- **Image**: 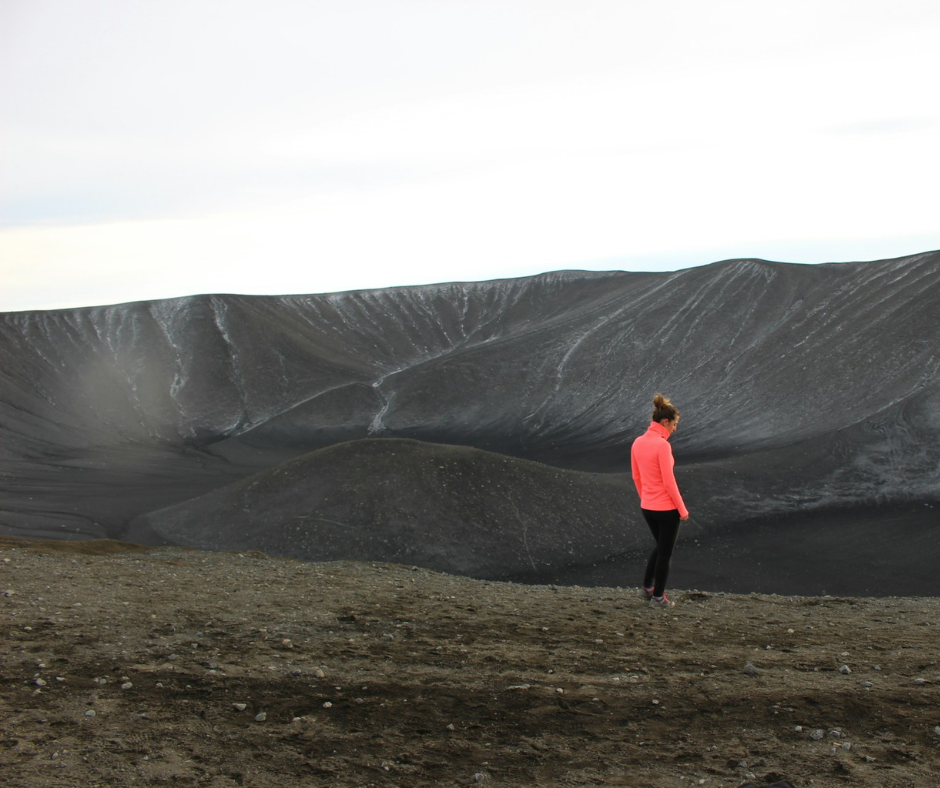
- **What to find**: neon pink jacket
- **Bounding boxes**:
[630,421,688,517]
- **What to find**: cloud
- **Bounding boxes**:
[824,116,939,137]
[3,1,940,311]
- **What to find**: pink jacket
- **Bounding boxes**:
[630,421,688,517]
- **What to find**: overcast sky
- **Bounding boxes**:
[2,0,939,312]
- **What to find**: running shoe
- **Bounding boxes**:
[649,594,675,609]
[639,585,654,599]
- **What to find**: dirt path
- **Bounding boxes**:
[3,538,940,787]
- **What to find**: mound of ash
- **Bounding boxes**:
[128,438,639,581]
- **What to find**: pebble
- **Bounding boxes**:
[34,678,47,687]
[934,726,940,737]
[744,662,758,675]
[254,712,267,722]
[121,682,133,690]
[859,681,873,688]
[323,701,333,708]
[233,703,247,711]
[84,710,96,718]
[810,729,825,740]
[314,668,326,678]
[914,678,927,685]
[839,664,851,674]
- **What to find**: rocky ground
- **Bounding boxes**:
[2,537,940,788]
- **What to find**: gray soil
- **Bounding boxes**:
[3,538,940,788]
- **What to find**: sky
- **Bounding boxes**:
[2,0,940,313]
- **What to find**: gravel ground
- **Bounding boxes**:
[2,537,940,787]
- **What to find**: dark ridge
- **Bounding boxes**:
[2,251,939,592]
[127,438,640,582]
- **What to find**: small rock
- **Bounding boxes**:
[446,723,455,731]
[121,682,133,690]
[914,678,927,686]
[744,662,758,675]
[282,639,294,649]
[934,726,940,737]
[34,678,47,687]
[810,729,825,740]
[84,710,96,718]
[233,703,247,711]
[314,668,326,678]
[254,712,267,722]
[839,664,851,674]
[323,701,333,708]
[859,681,873,688]
[474,773,486,783]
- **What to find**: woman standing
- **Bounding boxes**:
[630,393,689,608]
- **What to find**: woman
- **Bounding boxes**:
[630,393,689,608]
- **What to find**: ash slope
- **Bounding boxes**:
[128,438,640,581]
[2,252,940,559]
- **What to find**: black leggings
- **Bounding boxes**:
[641,508,681,597]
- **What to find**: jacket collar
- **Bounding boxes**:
[647,421,671,440]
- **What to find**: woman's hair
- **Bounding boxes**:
[651,392,679,423]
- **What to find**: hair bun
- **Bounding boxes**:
[651,392,679,422]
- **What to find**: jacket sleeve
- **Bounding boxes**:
[630,444,643,499]
[657,442,689,518]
